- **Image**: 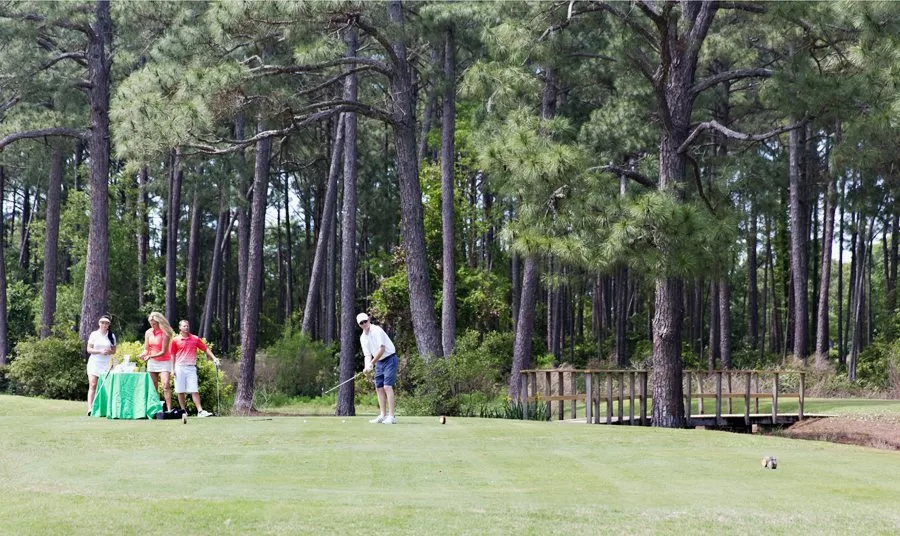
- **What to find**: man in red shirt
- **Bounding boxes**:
[170,320,220,418]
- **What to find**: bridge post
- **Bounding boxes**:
[519,372,527,420]
[715,371,723,426]
[744,372,751,427]
[605,372,613,424]
[570,371,577,419]
[617,372,624,424]
[557,370,564,421]
[799,372,805,420]
[685,371,692,426]
[629,371,636,425]
[772,372,779,424]
[584,372,592,424]
[640,372,648,425]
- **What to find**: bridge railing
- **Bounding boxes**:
[518,368,806,426]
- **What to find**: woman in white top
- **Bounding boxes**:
[86,316,117,415]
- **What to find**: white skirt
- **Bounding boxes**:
[147,358,173,373]
[86,355,111,377]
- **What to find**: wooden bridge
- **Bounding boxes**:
[518,368,812,430]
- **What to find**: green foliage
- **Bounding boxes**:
[6,281,37,351]
[7,335,87,400]
[264,330,336,397]
[449,330,513,390]
[405,330,515,416]
[403,355,459,417]
[183,358,234,415]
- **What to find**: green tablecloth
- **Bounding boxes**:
[91,372,163,419]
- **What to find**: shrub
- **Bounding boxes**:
[7,335,87,400]
[264,330,337,397]
[0,364,10,393]
[404,354,459,416]
[182,358,234,415]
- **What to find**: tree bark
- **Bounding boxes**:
[200,200,228,341]
[79,0,113,342]
[18,187,30,273]
[136,167,149,308]
[186,184,201,327]
[440,25,457,357]
[40,144,64,337]
[718,279,731,369]
[337,27,360,416]
[387,0,442,358]
[652,277,685,428]
[815,177,836,360]
[0,166,8,364]
[166,150,183,323]
[849,217,868,382]
[747,208,759,348]
[234,121,271,413]
[837,179,845,366]
[788,122,809,361]
[509,254,539,400]
[301,116,345,336]
[708,279,720,370]
[615,265,628,366]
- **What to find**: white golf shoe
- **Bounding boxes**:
[197,410,212,418]
[382,415,396,425]
[368,415,385,423]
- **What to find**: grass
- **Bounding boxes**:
[2,394,900,535]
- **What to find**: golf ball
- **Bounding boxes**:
[439,416,446,424]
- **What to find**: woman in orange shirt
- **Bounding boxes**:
[138,312,175,411]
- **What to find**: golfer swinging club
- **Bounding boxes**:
[357,313,398,424]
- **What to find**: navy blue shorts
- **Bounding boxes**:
[375,354,398,388]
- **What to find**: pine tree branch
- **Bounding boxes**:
[352,17,401,69]
[184,101,391,155]
[250,57,391,78]
[717,2,767,14]
[0,127,89,151]
[591,165,655,189]
[677,120,804,154]
[0,10,93,35]
[691,67,774,96]
[40,51,88,70]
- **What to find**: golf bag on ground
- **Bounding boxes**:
[155,408,186,420]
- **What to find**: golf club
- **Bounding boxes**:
[215,361,221,416]
[323,371,365,395]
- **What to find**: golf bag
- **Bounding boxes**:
[155,408,186,420]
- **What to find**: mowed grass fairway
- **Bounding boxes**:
[2,396,900,535]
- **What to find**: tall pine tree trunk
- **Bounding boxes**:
[719,279,731,369]
[815,177,836,360]
[788,121,809,362]
[200,200,228,340]
[234,122,271,413]
[747,208,759,349]
[0,166,8,364]
[78,0,113,342]
[708,279,720,370]
[187,185,201,327]
[40,144,64,337]
[301,116,345,336]
[387,0,442,358]
[440,25,457,357]
[166,151,183,323]
[337,27,360,416]
[136,167,149,308]
[509,254,539,400]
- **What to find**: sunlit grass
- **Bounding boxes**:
[2,394,900,534]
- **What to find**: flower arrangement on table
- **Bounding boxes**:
[114,341,148,372]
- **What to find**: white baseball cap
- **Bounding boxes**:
[356,313,369,325]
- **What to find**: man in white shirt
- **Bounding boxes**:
[357,312,398,424]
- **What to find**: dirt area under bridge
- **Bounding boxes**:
[781,413,900,450]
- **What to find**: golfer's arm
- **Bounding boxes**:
[374,345,385,362]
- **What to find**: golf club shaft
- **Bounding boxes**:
[324,371,364,394]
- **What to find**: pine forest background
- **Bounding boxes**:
[0,0,899,422]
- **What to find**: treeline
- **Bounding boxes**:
[0,1,898,422]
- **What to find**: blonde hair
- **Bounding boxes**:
[147,312,174,338]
